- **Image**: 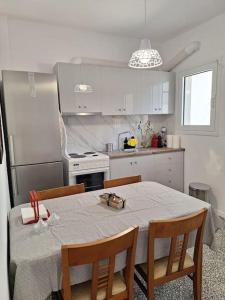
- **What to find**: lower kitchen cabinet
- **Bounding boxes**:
[110,151,184,192]
[110,155,155,181]
[154,152,184,192]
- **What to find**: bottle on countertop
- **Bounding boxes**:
[157,135,163,148]
[124,137,129,149]
[136,121,143,149]
[151,134,158,148]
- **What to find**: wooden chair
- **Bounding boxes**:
[135,208,208,300]
[61,226,139,300]
[34,184,85,201]
[104,175,142,189]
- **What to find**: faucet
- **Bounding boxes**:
[118,131,132,151]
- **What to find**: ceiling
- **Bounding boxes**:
[1,0,225,43]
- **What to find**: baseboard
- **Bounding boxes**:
[215,209,225,219]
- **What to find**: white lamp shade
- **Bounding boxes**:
[128,39,163,69]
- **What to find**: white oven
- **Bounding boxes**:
[63,152,110,192]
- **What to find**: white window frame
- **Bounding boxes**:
[176,62,218,135]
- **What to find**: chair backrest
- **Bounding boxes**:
[104,175,142,189]
[148,208,207,280]
[35,184,85,201]
[61,226,138,300]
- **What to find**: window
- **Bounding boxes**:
[177,62,218,135]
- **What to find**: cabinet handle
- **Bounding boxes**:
[9,135,15,165]
[158,108,162,111]
[168,168,172,172]
[78,105,82,109]
[168,180,172,183]
[168,157,172,160]
[154,108,158,111]
[123,108,126,111]
[134,161,137,165]
[12,168,18,197]
[130,162,133,166]
[118,108,122,111]
[83,106,87,109]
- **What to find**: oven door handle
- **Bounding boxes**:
[69,167,110,176]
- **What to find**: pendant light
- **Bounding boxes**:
[128,0,162,69]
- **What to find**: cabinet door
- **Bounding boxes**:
[56,63,101,114]
[135,155,155,181]
[162,73,175,114]
[133,70,152,115]
[110,155,155,181]
[74,64,101,113]
[110,157,137,179]
[147,71,175,115]
[152,83,162,114]
[101,67,126,115]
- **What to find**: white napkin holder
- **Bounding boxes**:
[21,204,48,225]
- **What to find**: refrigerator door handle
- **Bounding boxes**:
[9,135,15,165]
[12,168,19,197]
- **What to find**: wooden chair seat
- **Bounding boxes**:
[139,253,194,280]
[70,272,126,300]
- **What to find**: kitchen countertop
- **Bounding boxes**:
[104,147,185,159]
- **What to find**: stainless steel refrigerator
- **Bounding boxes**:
[1,70,64,206]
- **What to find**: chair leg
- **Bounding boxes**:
[193,269,202,300]
[147,282,155,300]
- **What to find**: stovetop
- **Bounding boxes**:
[64,151,109,172]
[68,151,107,159]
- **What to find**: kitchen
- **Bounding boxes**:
[1,1,225,300]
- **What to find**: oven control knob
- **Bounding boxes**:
[73,163,80,166]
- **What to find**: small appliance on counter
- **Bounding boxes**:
[161,127,167,147]
[124,136,138,150]
[118,131,138,151]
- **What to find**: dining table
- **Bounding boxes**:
[9,181,216,300]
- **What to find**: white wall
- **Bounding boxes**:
[1,15,170,152]
[160,13,225,216]
[5,16,139,72]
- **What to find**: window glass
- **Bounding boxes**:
[183,70,213,126]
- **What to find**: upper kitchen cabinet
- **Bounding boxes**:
[101,67,175,115]
[55,62,175,116]
[145,71,175,114]
[101,66,132,115]
[54,63,101,115]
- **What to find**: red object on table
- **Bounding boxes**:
[24,191,50,224]
[151,134,158,148]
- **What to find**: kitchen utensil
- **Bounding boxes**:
[106,143,113,152]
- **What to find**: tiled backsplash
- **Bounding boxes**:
[63,114,174,153]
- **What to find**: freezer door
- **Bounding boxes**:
[11,162,64,206]
[2,70,61,166]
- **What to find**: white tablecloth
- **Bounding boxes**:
[9,182,215,300]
